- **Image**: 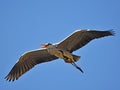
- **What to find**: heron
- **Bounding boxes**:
[5,29,114,81]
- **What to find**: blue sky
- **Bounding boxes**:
[0,0,120,90]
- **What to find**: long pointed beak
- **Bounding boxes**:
[41,44,47,48]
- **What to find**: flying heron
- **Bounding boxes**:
[5,29,114,81]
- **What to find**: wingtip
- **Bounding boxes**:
[108,29,115,36]
[5,75,17,82]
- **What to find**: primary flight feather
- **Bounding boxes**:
[5,29,114,81]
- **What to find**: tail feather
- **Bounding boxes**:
[72,54,81,62]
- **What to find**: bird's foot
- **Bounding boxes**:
[71,62,84,73]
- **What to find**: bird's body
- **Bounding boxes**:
[5,29,114,81]
[45,44,80,63]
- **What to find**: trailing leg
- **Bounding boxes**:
[71,62,84,73]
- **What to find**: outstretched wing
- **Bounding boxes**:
[57,30,114,52]
[5,49,58,81]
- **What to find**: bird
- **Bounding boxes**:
[5,29,114,82]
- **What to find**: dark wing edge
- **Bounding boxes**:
[70,30,115,52]
[5,49,58,82]
[57,29,115,52]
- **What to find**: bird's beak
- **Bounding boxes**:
[41,44,48,48]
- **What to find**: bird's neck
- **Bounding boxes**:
[47,45,58,55]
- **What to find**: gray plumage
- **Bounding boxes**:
[5,29,114,81]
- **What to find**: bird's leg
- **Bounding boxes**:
[71,62,84,73]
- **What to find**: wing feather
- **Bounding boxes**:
[5,49,58,81]
[57,30,114,52]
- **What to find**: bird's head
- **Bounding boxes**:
[41,43,52,48]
